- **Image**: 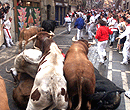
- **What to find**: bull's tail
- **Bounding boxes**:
[75,76,83,110]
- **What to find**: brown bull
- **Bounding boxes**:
[18,26,43,53]
[13,73,34,109]
[0,76,10,110]
[12,31,54,109]
[63,39,96,110]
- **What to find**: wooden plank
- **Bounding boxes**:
[13,0,18,33]
[0,19,4,46]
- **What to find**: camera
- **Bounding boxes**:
[4,5,10,14]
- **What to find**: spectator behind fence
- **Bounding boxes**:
[116,19,130,65]
[117,16,126,53]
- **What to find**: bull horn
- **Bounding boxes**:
[6,66,10,73]
[28,34,37,42]
[24,34,37,50]
[49,31,55,36]
[33,40,40,50]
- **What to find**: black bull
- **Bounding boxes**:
[41,20,56,33]
[13,67,125,109]
[72,67,125,110]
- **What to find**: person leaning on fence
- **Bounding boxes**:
[1,17,15,48]
[95,19,113,64]
[116,19,130,65]
[74,14,85,40]
[117,16,126,53]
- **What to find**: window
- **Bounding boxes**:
[22,1,40,7]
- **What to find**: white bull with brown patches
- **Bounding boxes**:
[26,38,68,110]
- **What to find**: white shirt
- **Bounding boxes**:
[89,15,95,24]
[77,11,82,17]
[119,25,130,41]
[117,21,126,33]
[102,17,107,22]
[82,14,87,21]
[4,19,11,29]
[64,17,71,23]
[107,17,113,26]
[109,19,118,31]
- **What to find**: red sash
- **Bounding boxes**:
[5,28,11,38]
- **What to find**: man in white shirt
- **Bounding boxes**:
[88,12,96,39]
[116,19,130,65]
[1,17,14,47]
[109,15,118,47]
[64,14,71,34]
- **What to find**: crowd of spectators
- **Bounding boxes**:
[0,2,10,21]
[67,8,130,65]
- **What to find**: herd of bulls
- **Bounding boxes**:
[1,20,125,110]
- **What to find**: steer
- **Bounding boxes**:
[26,37,68,110]
[18,26,44,53]
[63,39,96,110]
[0,76,10,110]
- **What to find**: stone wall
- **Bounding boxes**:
[41,0,55,21]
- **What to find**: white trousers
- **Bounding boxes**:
[3,28,14,47]
[86,23,89,32]
[122,40,130,63]
[98,40,108,63]
[77,28,83,40]
[66,23,71,32]
[88,23,96,39]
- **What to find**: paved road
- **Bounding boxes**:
[0,26,130,110]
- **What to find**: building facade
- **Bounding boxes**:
[0,0,72,42]
[69,0,78,12]
[55,0,69,25]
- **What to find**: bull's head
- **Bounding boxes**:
[72,36,96,47]
[6,67,18,83]
[24,31,55,51]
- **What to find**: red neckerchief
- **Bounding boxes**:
[113,18,117,21]
[127,24,130,26]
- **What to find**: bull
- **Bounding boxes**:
[63,39,96,110]
[0,76,10,110]
[41,20,56,33]
[91,67,125,110]
[11,31,55,109]
[26,37,68,110]
[18,26,44,53]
